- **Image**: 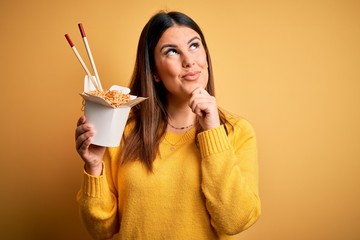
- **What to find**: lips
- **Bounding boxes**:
[181,71,201,81]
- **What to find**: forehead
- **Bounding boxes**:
[157,25,201,45]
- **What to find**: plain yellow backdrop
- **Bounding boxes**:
[0,0,359,239]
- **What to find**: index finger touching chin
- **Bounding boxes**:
[190,87,203,95]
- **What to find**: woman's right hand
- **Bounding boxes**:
[75,115,105,176]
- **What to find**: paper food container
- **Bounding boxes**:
[80,76,146,147]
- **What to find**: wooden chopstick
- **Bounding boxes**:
[64,34,100,91]
[78,23,103,91]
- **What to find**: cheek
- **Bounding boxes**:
[196,51,208,69]
[203,68,209,84]
[158,61,180,78]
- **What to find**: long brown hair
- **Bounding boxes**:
[119,11,230,171]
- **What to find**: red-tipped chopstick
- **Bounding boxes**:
[78,23,103,91]
[64,34,100,91]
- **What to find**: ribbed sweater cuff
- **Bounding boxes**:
[198,125,231,158]
[82,165,107,198]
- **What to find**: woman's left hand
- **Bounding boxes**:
[189,87,221,130]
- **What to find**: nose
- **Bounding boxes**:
[182,52,195,68]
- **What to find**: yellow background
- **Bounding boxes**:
[1,0,359,239]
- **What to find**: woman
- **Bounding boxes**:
[75,11,260,239]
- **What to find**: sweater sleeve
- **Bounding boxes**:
[76,148,119,239]
[198,118,261,235]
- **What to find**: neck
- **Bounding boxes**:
[166,101,197,133]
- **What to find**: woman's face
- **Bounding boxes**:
[154,25,208,100]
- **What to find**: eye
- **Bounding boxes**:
[165,48,178,56]
[190,42,200,50]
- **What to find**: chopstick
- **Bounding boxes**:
[78,23,103,91]
[64,34,100,91]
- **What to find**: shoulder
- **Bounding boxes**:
[221,111,257,151]
[222,111,256,136]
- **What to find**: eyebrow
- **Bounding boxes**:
[159,36,201,52]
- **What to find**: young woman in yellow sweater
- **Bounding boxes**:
[75,11,260,239]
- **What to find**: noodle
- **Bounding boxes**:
[89,89,130,107]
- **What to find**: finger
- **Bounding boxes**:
[77,115,86,127]
[189,95,215,113]
[77,136,92,155]
[75,129,94,150]
[193,106,204,118]
[190,87,210,101]
[189,88,211,108]
[193,102,211,116]
[191,86,210,95]
[76,137,93,159]
[199,88,210,96]
[190,87,202,95]
[75,123,94,139]
[189,93,207,110]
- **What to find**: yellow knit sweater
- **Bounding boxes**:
[77,115,260,239]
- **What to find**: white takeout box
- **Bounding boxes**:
[80,76,146,147]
